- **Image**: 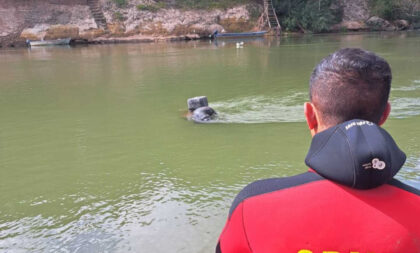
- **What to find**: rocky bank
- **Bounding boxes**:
[0,0,416,48]
[333,0,412,32]
[0,0,262,47]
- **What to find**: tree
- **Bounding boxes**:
[273,0,342,33]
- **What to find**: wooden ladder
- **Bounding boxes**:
[263,0,281,31]
[87,0,108,30]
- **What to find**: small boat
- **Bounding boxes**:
[27,38,71,47]
[212,31,267,39]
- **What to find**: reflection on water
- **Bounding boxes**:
[0,31,420,252]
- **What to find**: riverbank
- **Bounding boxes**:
[0,0,418,48]
[0,0,262,48]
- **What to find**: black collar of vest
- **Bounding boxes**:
[305,119,406,189]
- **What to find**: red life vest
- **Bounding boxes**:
[217,120,420,253]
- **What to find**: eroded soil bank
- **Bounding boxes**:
[0,0,417,48]
[0,0,262,47]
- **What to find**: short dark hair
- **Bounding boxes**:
[310,48,391,126]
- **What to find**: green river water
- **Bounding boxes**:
[1,32,420,252]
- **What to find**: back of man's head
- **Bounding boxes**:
[310,48,392,127]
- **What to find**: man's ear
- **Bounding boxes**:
[378,102,391,126]
[304,102,318,132]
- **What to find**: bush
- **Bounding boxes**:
[137,2,166,12]
[173,0,250,10]
[369,0,420,22]
[369,0,400,20]
[137,4,158,12]
[274,0,342,33]
[113,11,125,21]
[400,0,420,22]
[246,4,262,20]
[113,0,126,8]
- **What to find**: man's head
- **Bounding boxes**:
[305,48,392,135]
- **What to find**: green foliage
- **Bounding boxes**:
[137,4,152,11]
[137,2,166,12]
[369,0,400,20]
[113,11,125,21]
[173,0,250,10]
[369,0,420,22]
[246,4,261,20]
[113,0,127,7]
[274,0,342,33]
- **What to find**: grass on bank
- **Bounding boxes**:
[113,0,127,7]
[173,0,251,9]
[114,0,252,10]
[136,2,166,12]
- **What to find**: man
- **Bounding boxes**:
[216,48,420,253]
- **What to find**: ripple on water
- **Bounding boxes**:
[211,93,306,124]
[392,80,420,91]
[389,80,420,119]
[390,97,420,118]
[206,83,420,123]
[0,170,238,253]
[396,155,420,189]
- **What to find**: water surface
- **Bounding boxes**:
[1,32,420,252]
